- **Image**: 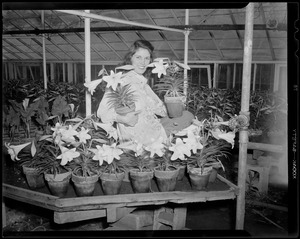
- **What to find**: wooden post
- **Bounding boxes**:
[226,64,231,89]
[252,63,257,91]
[213,63,218,88]
[233,63,236,89]
[63,63,66,82]
[2,201,6,228]
[50,63,55,82]
[236,2,254,230]
[67,63,73,83]
[74,63,77,83]
[207,65,212,88]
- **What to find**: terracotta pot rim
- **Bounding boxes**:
[44,171,72,182]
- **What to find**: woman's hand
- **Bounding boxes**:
[116,110,141,127]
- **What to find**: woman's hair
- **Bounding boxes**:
[122,40,155,65]
[120,40,155,79]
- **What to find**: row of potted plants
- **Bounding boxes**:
[4,59,241,197]
[4,111,239,197]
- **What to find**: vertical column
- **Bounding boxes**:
[236,2,254,230]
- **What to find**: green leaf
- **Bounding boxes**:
[51,95,70,118]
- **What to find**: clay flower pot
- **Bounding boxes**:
[44,171,72,197]
[99,171,125,195]
[154,166,179,192]
[187,166,212,191]
[71,172,99,197]
[129,169,154,193]
[22,165,45,189]
[164,96,185,118]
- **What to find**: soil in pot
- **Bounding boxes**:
[71,172,99,197]
[129,169,154,193]
[44,171,72,197]
[154,166,179,192]
[188,166,212,190]
[99,172,125,195]
[22,165,45,189]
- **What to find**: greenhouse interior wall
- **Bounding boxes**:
[2,60,287,96]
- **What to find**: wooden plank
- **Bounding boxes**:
[217,175,239,192]
[248,142,284,153]
[54,209,106,224]
[3,183,59,211]
[52,189,236,212]
[55,187,236,209]
[2,201,6,228]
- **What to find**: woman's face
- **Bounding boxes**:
[131,47,151,75]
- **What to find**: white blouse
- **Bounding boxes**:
[97,70,168,148]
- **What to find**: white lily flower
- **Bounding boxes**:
[4,142,31,161]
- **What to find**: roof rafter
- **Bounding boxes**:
[3,38,35,60]
[97,10,131,49]
[228,9,244,48]
[259,4,276,60]
[50,10,108,61]
[170,9,201,60]
[208,31,224,59]
[2,45,23,60]
[145,10,180,60]
[93,32,123,60]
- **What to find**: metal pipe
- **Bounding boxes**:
[85,10,92,117]
[2,24,287,35]
[183,9,190,98]
[236,3,254,230]
[56,10,185,34]
[42,10,48,90]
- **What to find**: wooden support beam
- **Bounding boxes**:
[2,184,58,211]
[173,206,187,230]
[106,206,136,223]
[248,142,284,153]
[2,201,6,228]
[54,209,106,224]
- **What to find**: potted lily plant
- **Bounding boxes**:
[4,137,46,190]
[121,142,156,193]
[149,58,191,118]
[139,135,188,192]
[50,115,109,197]
[89,124,134,195]
[177,115,238,190]
[84,65,138,116]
